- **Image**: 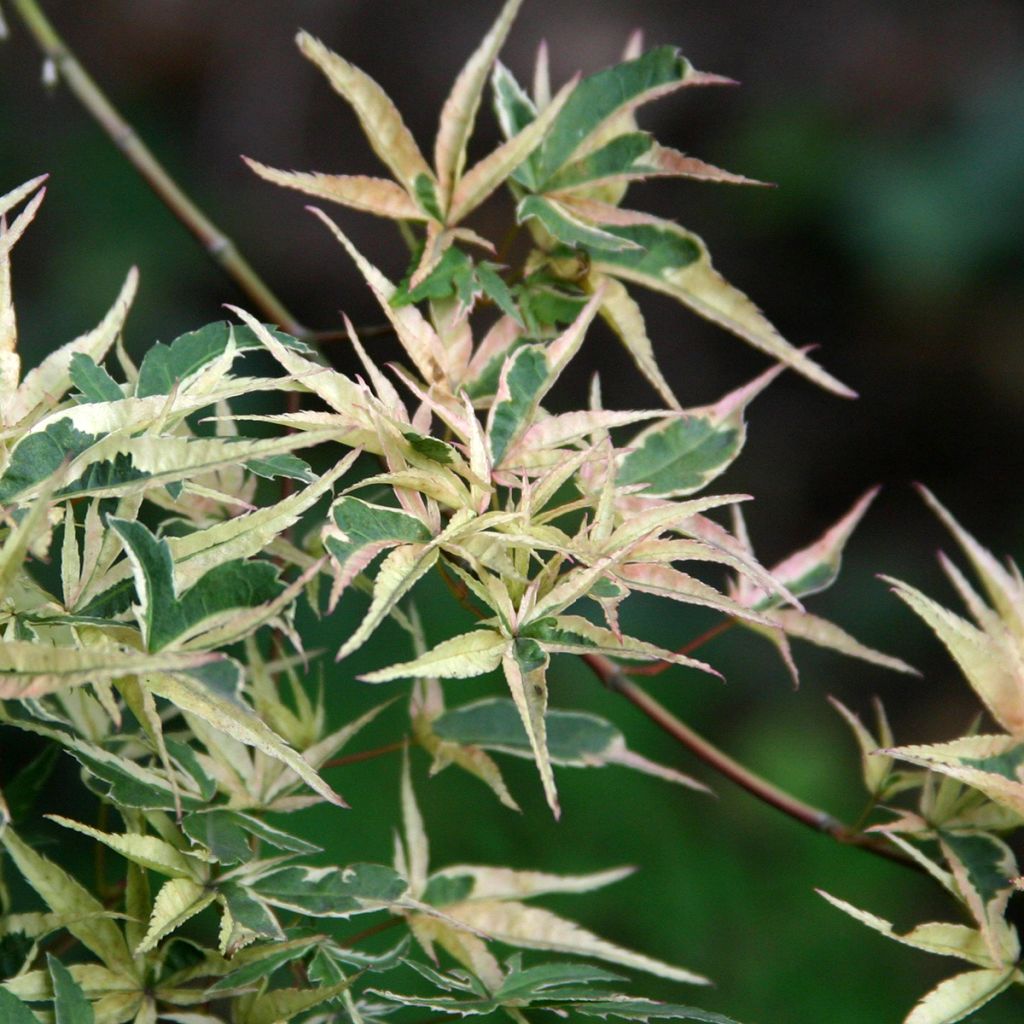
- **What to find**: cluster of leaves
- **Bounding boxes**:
[0,3,1014,1023]
[821,491,1024,1022]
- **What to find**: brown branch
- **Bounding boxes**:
[628,617,736,676]
[10,0,309,338]
[324,741,406,770]
[581,652,920,874]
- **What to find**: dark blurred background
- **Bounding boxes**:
[2,2,1023,1021]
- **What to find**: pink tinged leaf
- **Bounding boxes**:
[296,32,433,194]
[533,38,551,108]
[434,0,524,206]
[545,286,606,376]
[465,315,521,388]
[621,29,645,62]
[764,608,918,675]
[555,197,665,227]
[243,160,424,220]
[307,208,448,382]
[448,77,576,224]
[616,562,774,626]
[747,487,880,605]
[408,221,448,291]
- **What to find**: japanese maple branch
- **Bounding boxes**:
[9,0,309,338]
[581,652,920,874]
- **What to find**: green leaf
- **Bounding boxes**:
[244,454,315,483]
[0,827,134,974]
[218,883,284,940]
[537,47,708,182]
[491,61,539,186]
[48,955,95,1024]
[251,863,407,918]
[546,132,656,191]
[432,698,706,790]
[487,345,547,464]
[110,518,282,651]
[69,353,122,404]
[518,195,639,252]
[183,809,321,866]
[135,321,301,397]
[0,988,42,1024]
[325,496,432,596]
[0,420,97,504]
[208,938,318,993]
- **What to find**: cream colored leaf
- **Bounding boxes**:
[445,900,709,985]
[767,608,917,675]
[297,32,432,193]
[8,267,137,424]
[361,629,506,683]
[435,0,523,204]
[401,753,430,897]
[306,210,448,382]
[137,878,216,954]
[818,891,995,967]
[883,735,1024,819]
[904,968,1017,1024]
[430,865,633,902]
[245,159,424,219]
[0,826,135,974]
[337,544,440,661]
[885,576,1024,735]
[448,76,574,224]
[594,276,678,409]
[920,486,1024,636]
[0,643,218,700]
[47,815,199,881]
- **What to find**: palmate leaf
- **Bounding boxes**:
[885,574,1024,736]
[0,827,135,974]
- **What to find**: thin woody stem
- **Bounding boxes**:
[324,741,406,770]
[628,617,736,676]
[581,652,919,874]
[10,0,309,338]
